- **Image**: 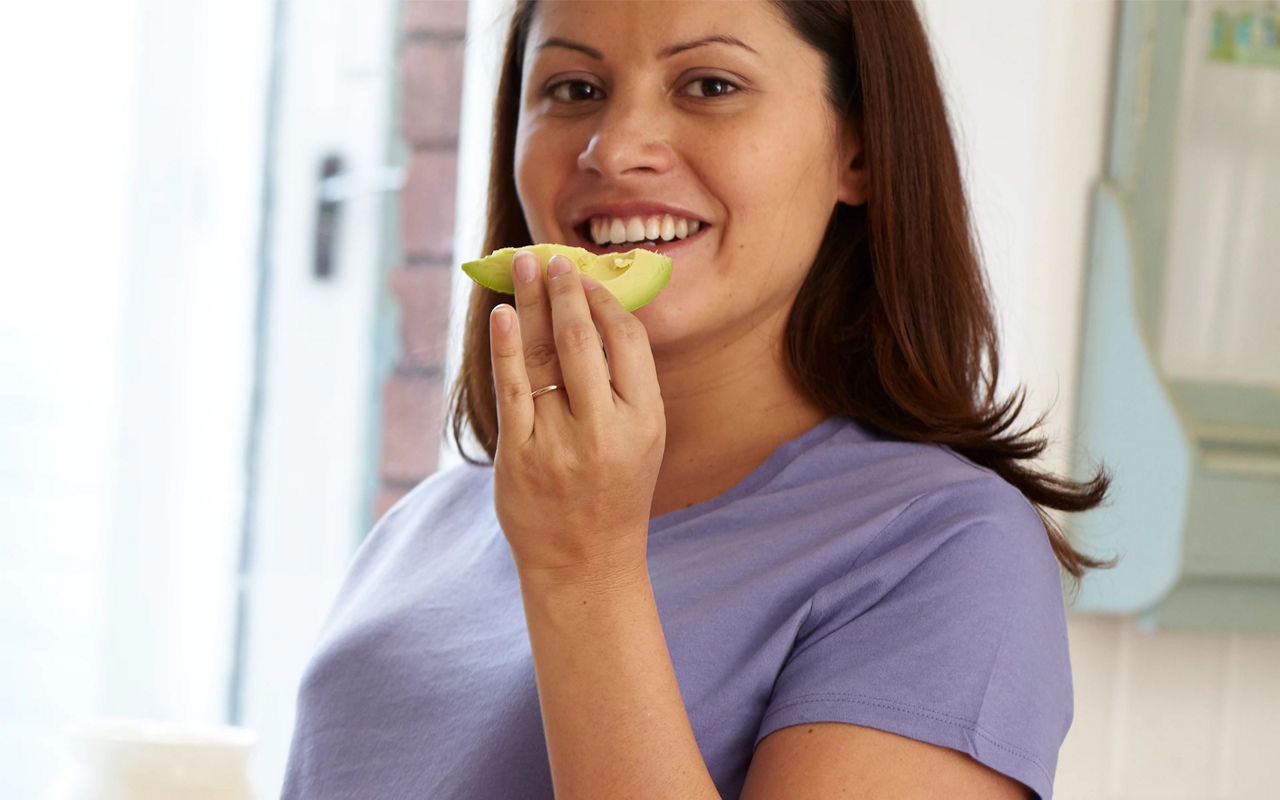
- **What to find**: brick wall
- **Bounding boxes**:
[374,0,469,521]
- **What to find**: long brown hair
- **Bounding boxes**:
[449,0,1110,580]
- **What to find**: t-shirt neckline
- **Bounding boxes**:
[648,416,848,535]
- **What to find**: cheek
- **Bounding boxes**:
[514,121,580,235]
[762,142,843,233]
[513,124,537,211]
[705,123,836,222]
[514,132,552,236]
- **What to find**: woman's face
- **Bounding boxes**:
[515,0,865,357]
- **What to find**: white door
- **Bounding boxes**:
[232,0,401,794]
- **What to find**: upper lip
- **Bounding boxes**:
[568,202,710,228]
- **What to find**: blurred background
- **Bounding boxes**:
[1,0,1276,797]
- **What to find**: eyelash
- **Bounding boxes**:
[683,76,739,98]
[547,79,603,103]
[544,76,742,103]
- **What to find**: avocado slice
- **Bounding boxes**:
[461,244,672,312]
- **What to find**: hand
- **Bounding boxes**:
[489,250,665,589]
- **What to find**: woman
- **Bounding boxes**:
[283,2,1108,798]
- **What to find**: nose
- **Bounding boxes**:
[576,98,676,178]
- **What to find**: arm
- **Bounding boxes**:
[743,723,1034,800]
[489,251,719,799]
[519,569,1032,800]
[519,567,721,799]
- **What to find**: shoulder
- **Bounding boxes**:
[760,420,1070,798]
[785,418,1052,564]
[855,440,1055,600]
[710,416,1060,612]
[381,459,495,520]
[800,420,1061,635]
[344,461,496,579]
[802,418,1036,502]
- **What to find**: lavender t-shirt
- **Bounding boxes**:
[283,418,1072,799]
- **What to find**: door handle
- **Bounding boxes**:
[312,154,405,280]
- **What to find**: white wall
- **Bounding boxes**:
[917,0,1104,477]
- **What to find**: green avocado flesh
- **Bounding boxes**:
[461,244,673,312]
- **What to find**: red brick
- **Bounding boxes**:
[379,372,446,481]
[399,150,459,258]
[390,265,453,368]
[401,37,466,146]
[379,0,467,512]
[402,0,469,34]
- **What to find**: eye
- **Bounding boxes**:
[547,79,604,103]
[682,76,740,98]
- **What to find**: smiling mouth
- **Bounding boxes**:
[575,213,708,251]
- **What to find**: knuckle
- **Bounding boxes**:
[613,316,649,345]
[585,435,620,468]
[515,291,546,315]
[636,407,665,440]
[523,341,559,370]
[512,448,552,482]
[496,379,526,405]
[516,447,542,472]
[539,447,576,478]
[557,322,600,355]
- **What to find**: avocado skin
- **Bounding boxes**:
[461,244,672,312]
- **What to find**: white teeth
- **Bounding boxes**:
[626,217,646,242]
[588,213,702,245]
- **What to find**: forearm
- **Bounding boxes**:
[519,561,722,800]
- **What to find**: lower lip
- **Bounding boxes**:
[576,227,709,257]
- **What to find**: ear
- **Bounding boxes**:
[837,117,869,206]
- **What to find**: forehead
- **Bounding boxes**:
[525,0,795,56]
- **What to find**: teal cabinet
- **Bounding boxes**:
[1073,1,1280,633]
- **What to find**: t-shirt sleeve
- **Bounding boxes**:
[755,478,1073,800]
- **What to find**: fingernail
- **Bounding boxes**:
[491,304,514,332]
[580,274,602,292]
[546,254,572,278]
[514,251,537,283]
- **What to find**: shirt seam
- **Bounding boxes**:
[793,492,930,647]
[760,692,1054,786]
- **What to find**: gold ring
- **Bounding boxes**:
[529,384,561,399]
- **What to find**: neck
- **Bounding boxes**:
[648,329,826,519]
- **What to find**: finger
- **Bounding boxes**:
[510,249,560,394]
[546,255,613,415]
[581,275,659,407]
[489,303,534,444]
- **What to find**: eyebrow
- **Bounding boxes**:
[659,34,759,59]
[535,34,759,61]
[537,37,603,60]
